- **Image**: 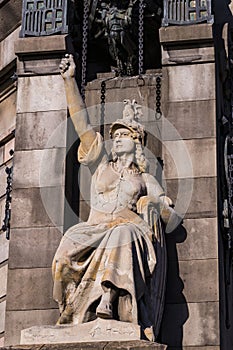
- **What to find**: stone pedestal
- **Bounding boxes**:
[20,319,141,344]
[2,341,167,350]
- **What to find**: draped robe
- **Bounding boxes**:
[52,133,165,331]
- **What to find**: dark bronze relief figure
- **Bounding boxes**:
[69,0,163,78]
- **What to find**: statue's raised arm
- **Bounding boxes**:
[60,54,96,150]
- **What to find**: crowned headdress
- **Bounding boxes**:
[109,99,146,145]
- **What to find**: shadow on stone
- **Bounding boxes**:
[159,224,189,349]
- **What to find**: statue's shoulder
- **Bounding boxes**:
[142,172,164,196]
[142,172,158,183]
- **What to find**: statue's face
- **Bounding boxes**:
[112,127,135,155]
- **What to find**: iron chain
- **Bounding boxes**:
[138,0,144,77]
[100,80,106,137]
[2,165,13,240]
[155,75,162,119]
[100,77,115,136]
[81,0,89,101]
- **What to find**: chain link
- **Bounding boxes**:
[100,80,106,137]
[81,0,89,101]
[138,0,144,77]
[2,165,13,240]
[100,77,115,136]
[155,75,162,120]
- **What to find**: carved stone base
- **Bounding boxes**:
[9,341,167,350]
[21,319,144,345]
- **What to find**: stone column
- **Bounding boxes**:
[0,26,20,346]
[159,24,219,349]
[4,35,68,345]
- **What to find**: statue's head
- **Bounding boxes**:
[109,100,148,172]
[109,99,146,145]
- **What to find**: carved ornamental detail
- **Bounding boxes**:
[20,0,68,37]
[162,0,213,26]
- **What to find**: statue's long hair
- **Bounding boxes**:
[135,142,149,173]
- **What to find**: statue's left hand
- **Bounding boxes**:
[136,196,160,215]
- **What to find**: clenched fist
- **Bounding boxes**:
[59,54,76,79]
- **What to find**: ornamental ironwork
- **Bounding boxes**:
[20,0,68,37]
[162,0,213,26]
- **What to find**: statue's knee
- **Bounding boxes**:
[54,253,70,275]
[112,225,134,245]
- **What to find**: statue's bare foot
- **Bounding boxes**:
[56,312,72,325]
[96,299,113,319]
[56,305,73,324]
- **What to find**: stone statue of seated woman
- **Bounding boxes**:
[52,54,179,341]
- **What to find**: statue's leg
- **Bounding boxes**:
[53,242,77,324]
[96,281,119,319]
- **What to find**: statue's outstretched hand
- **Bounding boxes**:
[60,54,76,79]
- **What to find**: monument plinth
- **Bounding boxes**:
[20,319,141,345]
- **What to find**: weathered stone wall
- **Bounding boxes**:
[0,0,22,42]
[0,26,20,346]
[4,35,68,346]
[159,24,219,349]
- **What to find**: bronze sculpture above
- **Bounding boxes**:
[69,0,163,78]
[52,54,178,341]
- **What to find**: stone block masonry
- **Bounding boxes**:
[4,35,68,345]
[159,24,219,348]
